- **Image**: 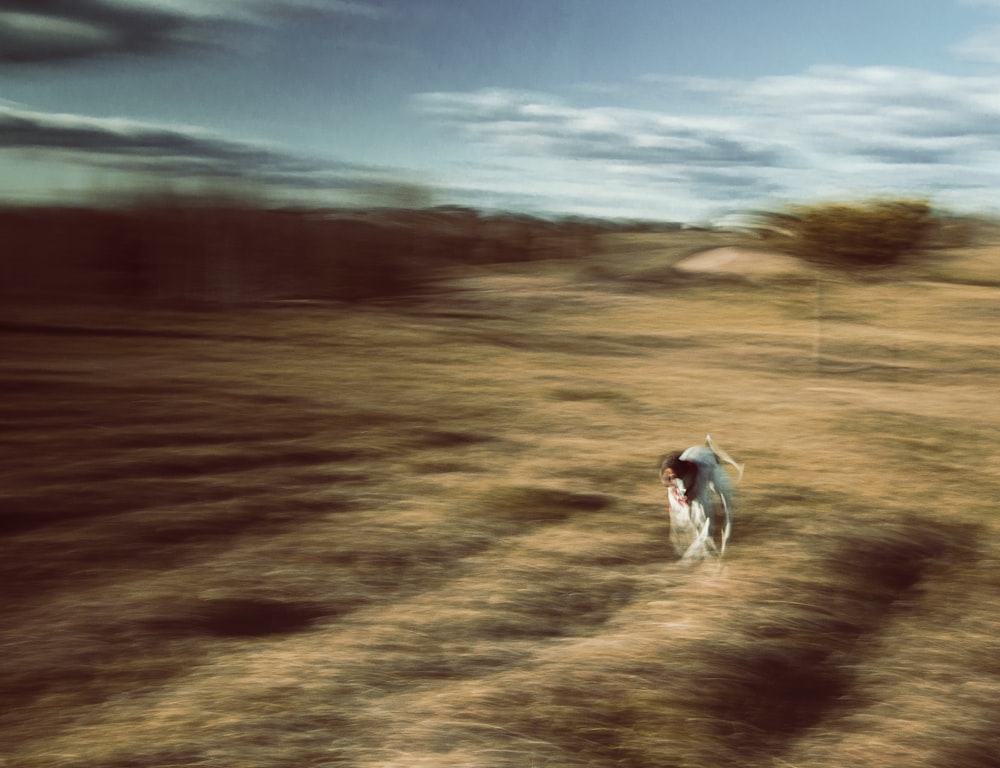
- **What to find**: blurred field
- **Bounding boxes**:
[3,220,1000,767]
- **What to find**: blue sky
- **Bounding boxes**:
[2,0,1000,221]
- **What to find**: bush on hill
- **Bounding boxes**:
[761,199,936,270]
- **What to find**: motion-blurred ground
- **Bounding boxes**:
[3,218,1000,767]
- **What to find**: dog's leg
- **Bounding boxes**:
[718,494,731,558]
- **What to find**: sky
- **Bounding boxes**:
[3,0,1000,222]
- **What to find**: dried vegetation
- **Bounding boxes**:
[2,205,1000,767]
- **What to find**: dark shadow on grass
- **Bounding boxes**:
[147,598,332,638]
[702,517,981,757]
[484,486,614,527]
[410,429,499,449]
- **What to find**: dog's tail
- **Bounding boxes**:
[706,434,744,482]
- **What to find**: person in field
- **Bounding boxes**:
[659,435,743,559]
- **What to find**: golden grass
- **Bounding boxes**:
[2,230,1000,767]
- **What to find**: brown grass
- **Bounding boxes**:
[3,226,1000,767]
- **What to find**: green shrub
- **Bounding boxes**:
[767,199,936,269]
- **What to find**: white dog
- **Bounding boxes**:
[660,435,743,560]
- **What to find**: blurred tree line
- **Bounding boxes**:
[0,200,619,306]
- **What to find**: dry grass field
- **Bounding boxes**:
[3,227,1000,767]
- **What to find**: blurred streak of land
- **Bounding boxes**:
[3,203,1000,767]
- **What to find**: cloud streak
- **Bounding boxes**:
[416,63,1000,217]
[0,0,384,65]
[0,104,394,193]
[677,66,1000,168]
[418,89,790,169]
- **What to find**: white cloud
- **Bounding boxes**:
[952,24,1000,62]
[952,0,1000,63]
[418,89,792,169]
[679,66,1000,168]
[417,64,1000,218]
[417,88,804,218]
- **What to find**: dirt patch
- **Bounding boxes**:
[675,246,813,278]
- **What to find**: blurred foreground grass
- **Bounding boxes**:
[2,222,1000,767]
